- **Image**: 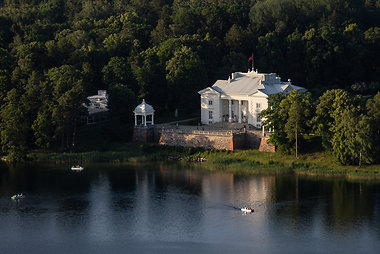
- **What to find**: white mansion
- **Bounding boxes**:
[198,70,306,127]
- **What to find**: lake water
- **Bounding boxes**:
[1,162,380,253]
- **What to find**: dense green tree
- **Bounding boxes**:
[260,90,313,155]
[15,42,47,73]
[103,32,132,56]
[38,0,65,23]
[79,0,113,20]
[0,70,11,103]
[171,0,202,36]
[284,30,306,85]
[108,83,137,124]
[314,89,351,149]
[0,16,13,48]
[366,92,380,162]
[224,24,251,53]
[364,27,380,81]
[331,106,375,165]
[102,56,138,93]
[151,5,173,45]
[130,46,167,109]
[0,48,13,102]
[104,12,152,51]
[256,32,284,73]
[249,0,299,35]
[259,93,288,151]
[32,109,55,149]
[24,22,60,43]
[0,89,29,161]
[221,51,247,75]
[165,46,207,112]
[47,65,87,149]
[285,91,313,158]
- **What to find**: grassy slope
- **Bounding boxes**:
[29,142,380,180]
[27,122,380,180]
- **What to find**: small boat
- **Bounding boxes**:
[71,165,84,171]
[241,207,253,213]
[11,194,25,200]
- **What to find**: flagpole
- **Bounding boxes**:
[252,53,254,72]
[248,53,254,72]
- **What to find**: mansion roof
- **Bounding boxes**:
[199,71,306,96]
[85,90,109,115]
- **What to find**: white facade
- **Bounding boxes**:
[198,70,306,127]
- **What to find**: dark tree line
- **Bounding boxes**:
[260,90,380,166]
[0,0,379,161]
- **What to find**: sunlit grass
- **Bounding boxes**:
[28,142,380,179]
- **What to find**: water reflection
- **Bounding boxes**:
[0,162,380,253]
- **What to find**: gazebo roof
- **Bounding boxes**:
[134,99,154,114]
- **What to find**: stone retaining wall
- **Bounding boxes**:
[158,130,234,150]
[259,137,276,152]
[133,125,275,152]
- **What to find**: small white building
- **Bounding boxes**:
[85,90,109,124]
[198,70,306,127]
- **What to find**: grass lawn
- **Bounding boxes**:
[28,142,380,180]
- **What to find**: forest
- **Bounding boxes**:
[0,0,379,162]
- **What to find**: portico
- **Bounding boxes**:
[221,99,248,123]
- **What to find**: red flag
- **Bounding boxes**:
[248,55,253,62]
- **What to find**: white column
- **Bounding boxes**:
[228,99,232,123]
[152,114,154,125]
[134,114,137,126]
[238,100,241,123]
[144,114,147,126]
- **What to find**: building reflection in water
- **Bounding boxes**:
[88,173,112,241]
[1,162,380,253]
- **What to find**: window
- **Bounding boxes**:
[208,111,213,119]
[231,100,234,105]
[208,100,213,105]
[257,117,261,122]
[256,103,261,109]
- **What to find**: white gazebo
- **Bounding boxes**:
[134,99,155,126]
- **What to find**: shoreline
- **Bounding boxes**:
[23,143,380,181]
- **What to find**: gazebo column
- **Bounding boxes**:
[134,114,137,126]
[228,99,232,123]
[238,100,242,123]
[144,114,147,126]
[152,114,154,125]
